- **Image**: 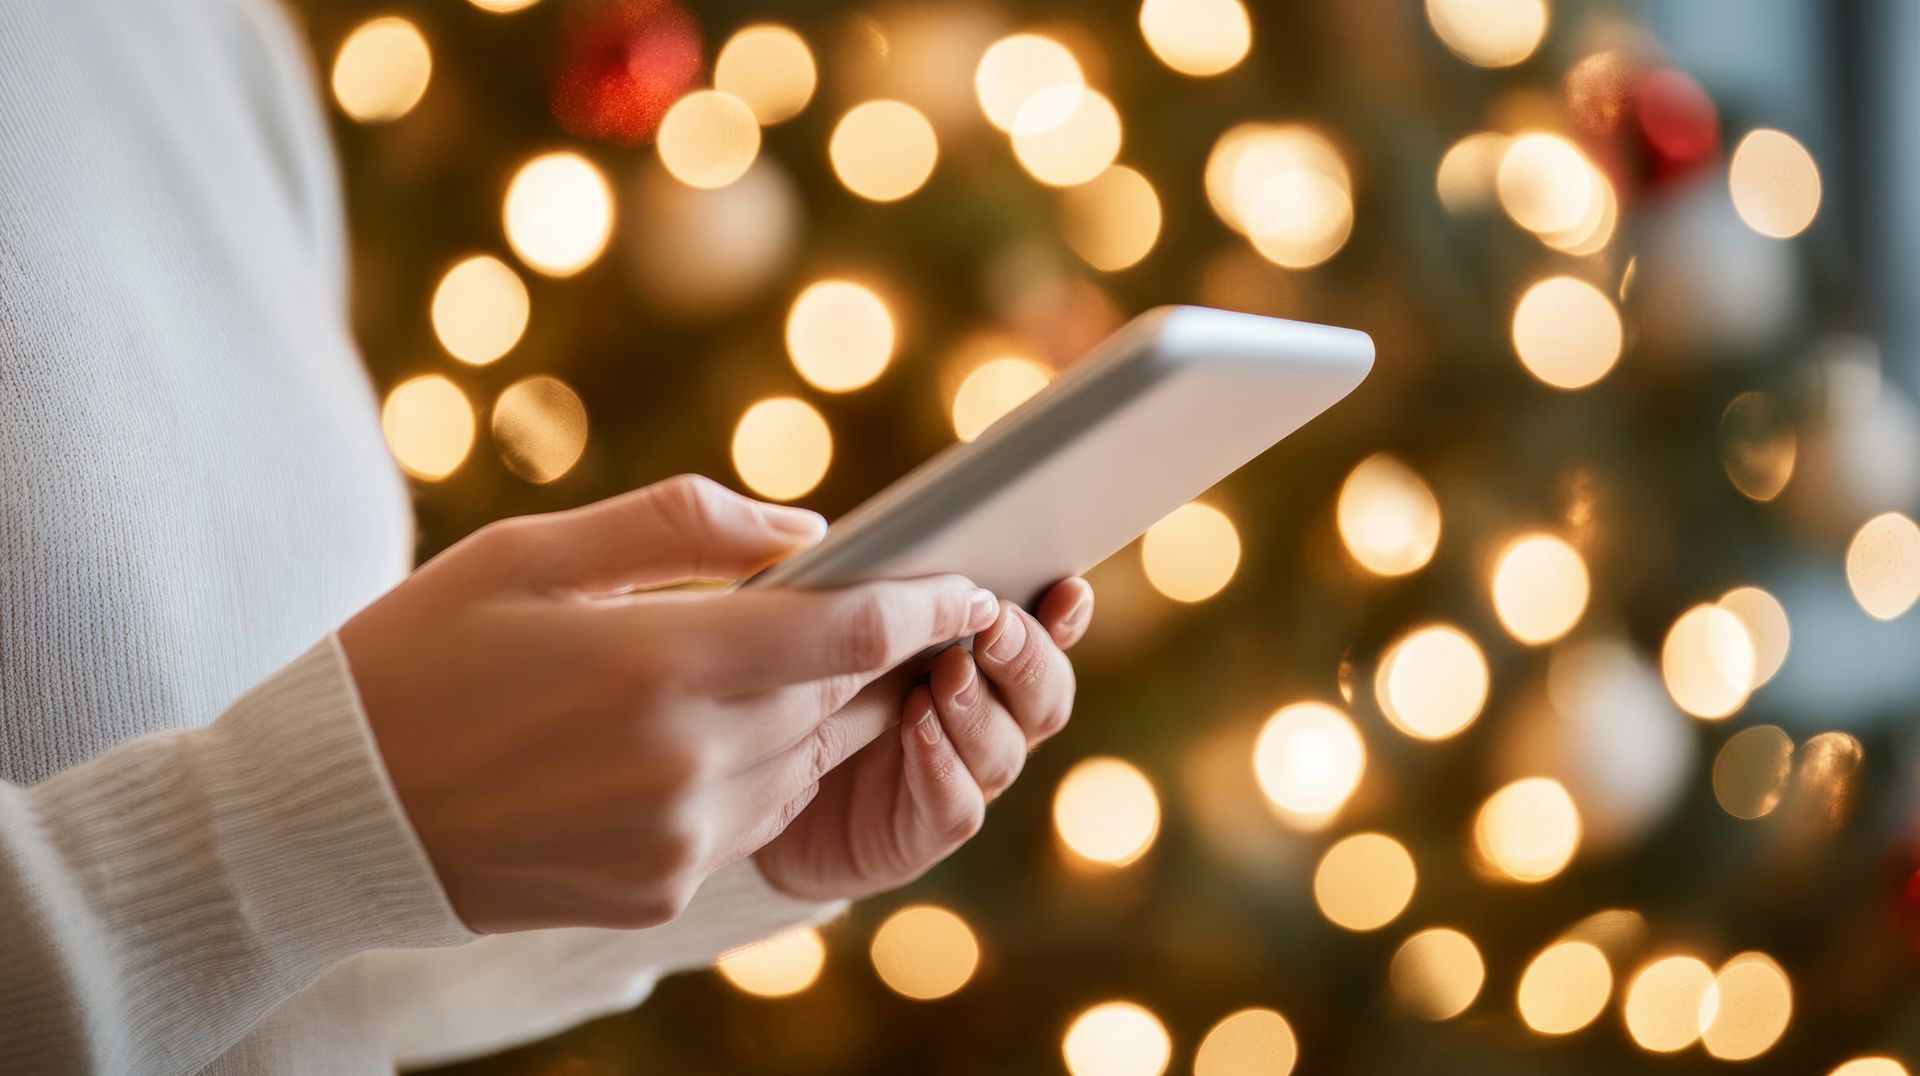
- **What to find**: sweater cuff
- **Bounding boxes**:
[32,635,475,988]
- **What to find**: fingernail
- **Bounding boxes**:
[769,508,828,541]
[966,588,998,633]
[951,658,980,710]
[985,606,1026,662]
[915,703,942,745]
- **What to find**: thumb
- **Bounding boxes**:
[517,474,825,593]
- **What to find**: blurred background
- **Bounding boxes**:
[296,0,1920,1071]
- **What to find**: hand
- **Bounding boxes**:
[340,475,1001,934]
[753,578,1094,901]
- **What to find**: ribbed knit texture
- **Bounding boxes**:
[0,1,838,1072]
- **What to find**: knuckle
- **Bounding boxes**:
[804,721,845,785]
[944,798,986,845]
[842,594,896,671]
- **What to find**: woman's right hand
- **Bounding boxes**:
[339,475,999,934]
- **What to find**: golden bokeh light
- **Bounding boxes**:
[1436,131,1511,214]
[1517,940,1612,1035]
[1061,1001,1173,1076]
[1846,511,1920,620]
[1474,777,1581,883]
[1053,757,1161,868]
[491,376,588,485]
[1425,0,1548,68]
[657,90,762,190]
[1061,165,1162,272]
[786,280,896,393]
[1313,832,1417,931]
[1793,731,1866,833]
[1622,955,1716,1053]
[1491,533,1590,645]
[1206,124,1350,235]
[1511,276,1623,390]
[1717,586,1790,687]
[1245,168,1355,270]
[715,25,817,125]
[1700,952,1793,1061]
[869,904,980,1001]
[1253,702,1366,824]
[1540,168,1618,256]
[1374,624,1489,741]
[1730,129,1822,240]
[1719,391,1798,503]
[1193,1008,1298,1076]
[975,33,1085,133]
[1138,0,1252,77]
[468,0,541,12]
[716,927,827,998]
[1661,604,1756,718]
[1497,133,1597,236]
[951,357,1052,442]
[502,151,615,278]
[1831,1060,1912,1076]
[381,375,475,481]
[1336,454,1442,577]
[831,100,940,202]
[331,17,432,124]
[1390,928,1485,1021]
[1712,724,1794,820]
[1012,86,1124,188]
[1141,502,1241,603]
[430,255,529,366]
[731,397,832,502]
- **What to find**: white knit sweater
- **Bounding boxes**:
[0,1,832,1072]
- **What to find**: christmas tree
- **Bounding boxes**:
[308,0,1919,1071]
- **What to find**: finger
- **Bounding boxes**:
[509,474,826,593]
[1034,577,1095,649]
[897,687,988,864]
[673,576,998,694]
[973,599,1077,745]
[928,646,1028,800]
[727,668,916,812]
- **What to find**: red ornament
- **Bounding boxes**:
[1635,67,1720,189]
[551,0,703,146]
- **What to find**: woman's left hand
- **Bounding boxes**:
[753,578,1093,901]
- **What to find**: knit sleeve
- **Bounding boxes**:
[365,862,846,1070]
[0,636,475,1073]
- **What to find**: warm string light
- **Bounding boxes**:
[731,397,832,501]
[831,100,940,202]
[1729,129,1822,239]
[1193,1008,1297,1076]
[1060,165,1163,272]
[1660,603,1756,718]
[431,255,529,366]
[1053,757,1161,868]
[657,90,762,190]
[1313,832,1417,931]
[1424,0,1548,67]
[1846,511,1920,620]
[1061,1001,1173,1076]
[1253,702,1366,827]
[1390,928,1485,1020]
[1718,391,1798,502]
[1138,0,1252,77]
[869,905,980,1001]
[1622,954,1716,1052]
[1473,777,1581,883]
[382,375,475,481]
[1490,533,1590,645]
[1336,454,1441,576]
[717,927,827,998]
[1374,624,1489,740]
[1712,725,1793,820]
[492,376,588,484]
[950,357,1052,442]
[1141,502,1241,603]
[1511,276,1624,390]
[786,280,896,392]
[331,17,432,124]
[1517,940,1612,1034]
[502,152,615,277]
[975,34,1085,133]
[1012,86,1125,188]
[714,25,817,125]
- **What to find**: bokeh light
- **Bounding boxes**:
[1138,0,1252,77]
[975,34,1085,133]
[1712,725,1794,820]
[1730,129,1822,239]
[1253,702,1366,824]
[1831,1060,1912,1076]
[1425,0,1548,67]
[382,375,475,481]
[731,397,832,501]
[1491,533,1590,645]
[785,280,895,393]
[1012,86,1124,188]
[1517,940,1613,1035]
[503,152,615,277]
[1206,125,1350,233]
[1374,624,1489,740]
[468,0,540,11]
[716,927,826,998]
[1497,133,1598,236]
[1436,131,1511,214]
[1061,165,1162,272]
[1661,604,1756,718]
[951,357,1052,442]
[870,905,980,1001]
[1717,586,1789,686]
[1313,832,1417,931]
[1511,276,1623,390]
[1719,391,1798,502]
[1474,777,1581,883]
[491,376,588,484]
[831,100,940,202]
[331,17,431,124]
[430,255,529,366]
[1390,928,1486,1021]
[657,90,761,190]
[1053,757,1161,868]
[1336,454,1441,577]
[1846,512,1920,620]
[1061,1001,1172,1076]
[1141,502,1241,602]
[1622,955,1716,1052]
[1193,1008,1298,1076]
[1700,951,1793,1061]
[715,25,817,125]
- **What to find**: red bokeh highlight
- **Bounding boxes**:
[550,0,703,146]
